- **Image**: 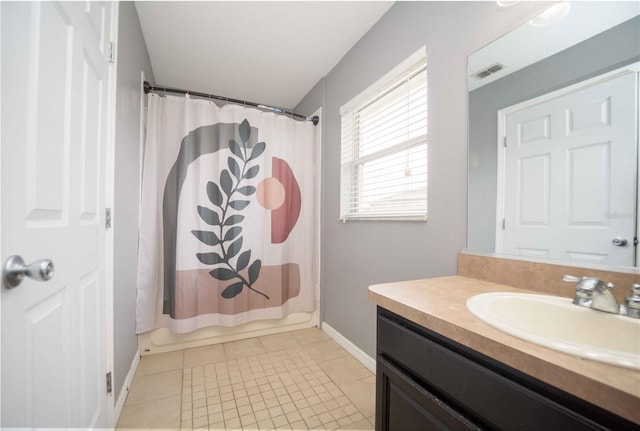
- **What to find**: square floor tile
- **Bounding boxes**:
[290,328,330,346]
[192,415,208,428]
[259,332,301,352]
[340,376,376,418]
[304,340,349,363]
[209,412,224,424]
[126,369,182,405]
[136,350,184,376]
[339,418,373,430]
[184,344,226,368]
[117,395,181,428]
[257,418,274,430]
[225,417,241,429]
[319,356,373,388]
[224,337,266,359]
[285,410,302,423]
[304,415,321,428]
[272,414,288,427]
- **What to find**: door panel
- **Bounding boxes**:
[518,154,550,226]
[25,1,72,224]
[567,142,610,225]
[376,357,482,431]
[84,1,106,50]
[518,115,550,144]
[80,270,102,425]
[27,289,70,427]
[1,1,112,427]
[80,53,104,223]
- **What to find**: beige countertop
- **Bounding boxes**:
[368,275,640,425]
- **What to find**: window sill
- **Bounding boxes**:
[339,215,428,222]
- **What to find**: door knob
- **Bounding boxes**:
[611,237,628,247]
[3,255,55,288]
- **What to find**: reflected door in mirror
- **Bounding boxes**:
[500,72,637,267]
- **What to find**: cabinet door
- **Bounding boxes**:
[376,357,483,431]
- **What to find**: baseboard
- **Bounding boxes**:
[113,350,140,426]
[321,322,376,374]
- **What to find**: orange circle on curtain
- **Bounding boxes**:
[257,177,286,210]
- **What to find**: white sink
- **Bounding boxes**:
[466,292,640,370]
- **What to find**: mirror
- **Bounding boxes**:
[467,2,640,268]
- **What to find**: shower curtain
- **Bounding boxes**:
[136,93,317,333]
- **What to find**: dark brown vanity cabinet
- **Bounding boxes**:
[375,307,639,431]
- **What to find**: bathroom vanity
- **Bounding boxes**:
[368,276,640,431]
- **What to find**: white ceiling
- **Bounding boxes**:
[135,1,393,110]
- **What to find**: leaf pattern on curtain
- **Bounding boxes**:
[191,119,268,300]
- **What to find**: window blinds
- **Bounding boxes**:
[340,58,428,220]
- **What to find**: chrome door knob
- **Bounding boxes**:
[3,255,55,288]
[611,237,628,247]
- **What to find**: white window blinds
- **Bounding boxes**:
[340,54,428,221]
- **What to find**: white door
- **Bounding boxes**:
[502,71,637,266]
[1,1,112,427]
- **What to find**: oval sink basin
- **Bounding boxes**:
[466,292,640,370]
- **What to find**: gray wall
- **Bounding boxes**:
[295,1,549,358]
[468,17,640,253]
[113,1,154,400]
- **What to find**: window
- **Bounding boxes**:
[340,49,428,221]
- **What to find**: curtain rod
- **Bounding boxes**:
[143,81,319,126]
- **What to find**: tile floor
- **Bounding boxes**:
[117,328,376,430]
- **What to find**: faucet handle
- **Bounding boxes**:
[563,274,580,283]
[625,284,640,311]
[564,275,606,291]
[564,274,593,306]
[621,284,640,318]
[563,274,610,307]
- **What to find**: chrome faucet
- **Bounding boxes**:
[563,275,640,318]
[563,275,619,314]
